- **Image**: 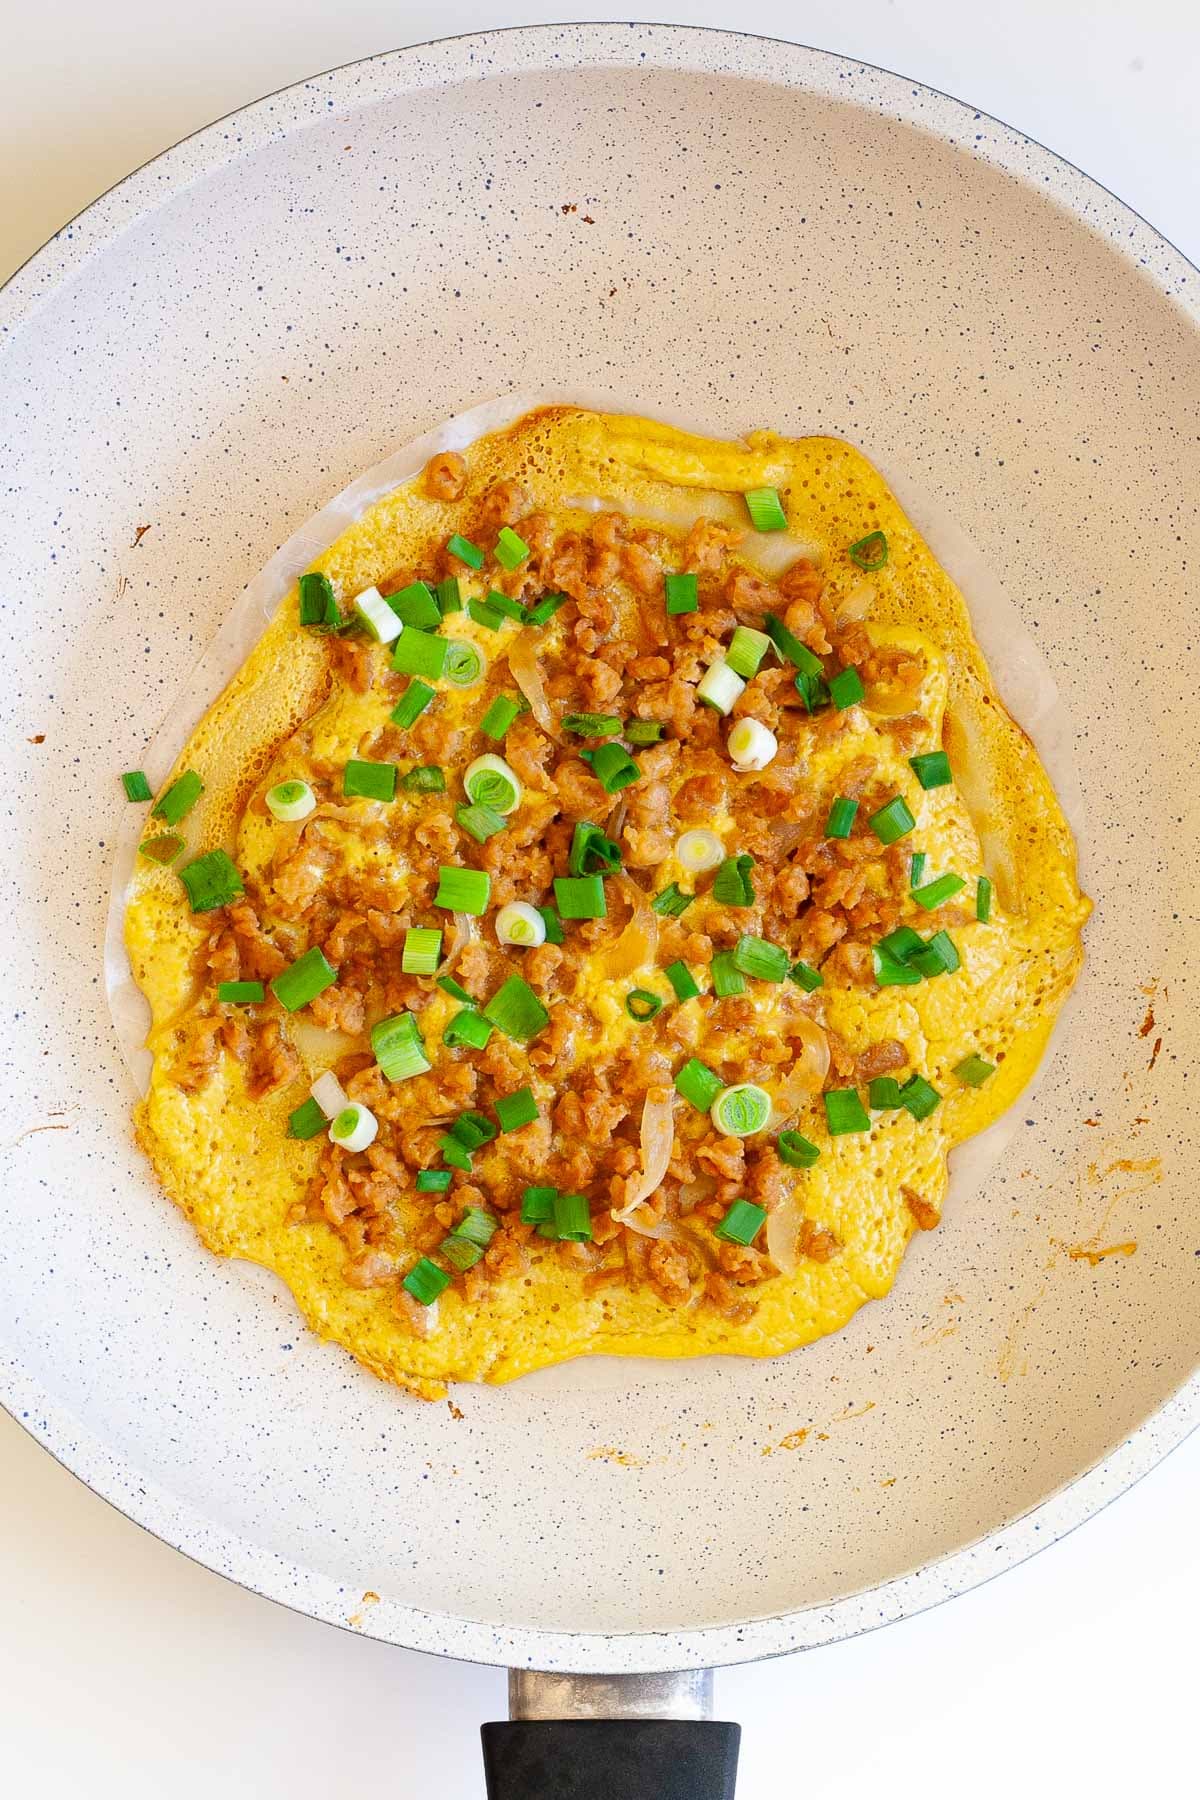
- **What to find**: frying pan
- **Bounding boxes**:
[2,25,1198,1799]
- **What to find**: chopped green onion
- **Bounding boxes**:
[401,927,443,975]
[444,639,486,688]
[456,800,507,843]
[403,1258,451,1305]
[440,1234,484,1272]
[554,874,607,920]
[480,695,522,740]
[976,876,993,923]
[677,828,725,873]
[712,854,755,908]
[911,930,960,978]
[521,1185,557,1223]
[868,795,916,845]
[435,866,491,913]
[298,570,337,627]
[588,743,640,793]
[449,1111,497,1152]
[727,718,778,772]
[438,975,475,1005]
[153,769,204,826]
[763,613,824,677]
[711,950,746,998]
[828,667,865,710]
[625,988,663,1022]
[329,1103,378,1154]
[343,759,397,803]
[873,947,922,988]
[795,670,830,714]
[562,713,623,738]
[447,532,484,570]
[351,586,402,643]
[899,1073,941,1121]
[909,750,952,790]
[744,487,788,532]
[401,763,445,793]
[569,821,621,875]
[271,945,336,1012]
[464,752,522,813]
[868,1076,905,1110]
[954,1054,996,1088]
[435,577,462,615]
[726,626,771,679]
[385,580,441,629]
[825,796,858,840]
[439,1134,474,1173]
[788,959,824,993]
[848,530,888,571]
[468,596,504,631]
[266,778,317,822]
[453,1206,498,1247]
[714,1198,767,1244]
[526,591,567,626]
[908,851,928,889]
[391,627,448,680]
[371,1011,431,1080]
[553,1192,592,1242]
[878,925,924,964]
[288,1097,327,1140]
[390,681,436,729]
[625,719,666,745]
[416,1169,454,1193]
[496,901,546,947]
[122,770,152,803]
[675,1058,724,1112]
[138,833,184,865]
[494,526,530,570]
[483,974,549,1043]
[664,572,698,614]
[732,934,790,982]
[443,1007,494,1050]
[824,1088,871,1134]
[651,882,693,918]
[484,590,528,623]
[912,873,966,911]
[496,1087,539,1132]
[777,1130,820,1168]
[179,849,244,914]
[696,659,746,715]
[538,906,565,945]
[664,961,701,1002]
[711,1083,772,1138]
[217,980,264,1004]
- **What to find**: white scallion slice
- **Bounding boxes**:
[676,828,725,874]
[329,1103,378,1154]
[495,901,547,947]
[464,752,522,815]
[310,1070,350,1120]
[696,659,746,715]
[444,639,487,689]
[726,626,772,679]
[266,779,317,822]
[710,1083,772,1138]
[352,584,402,644]
[727,717,779,772]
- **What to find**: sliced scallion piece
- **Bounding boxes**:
[569,821,621,875]
[625,719,666,745]
[391,681,436,729]
[288,1097,327,1140]
[521,1185,557,1224]
[479,695,522,741]
[763,613,824,677]
[909,750,952,790]
[848,530,888,571]
[873,945,922,987]
[976,876,993,923]
[353,585,404,643]
[138,833,184,865]
[391,627,449,681]
[153,769,204,826]
[484,590,528,623]
[494,526,530,570]
[899,1073,941,1121]
[496,902,546,947]
[496,1087,539,1132]
[677,828,724,874]
[664,571,698,615]
[122,770,152,803]
[788,959,824,993]
[400,764,445,793]
[403,1258,451,1305]
[954,1053,996,1087]
[371,1011,431,1080]
[674,1058,724,1112]
[825,796,858,840]
[909,850,928,889]
[727,717,778,771]
[696,659,746,715]
[868,795,916,845]
[329,1103,378,1154]
[553,1192,592,1242]
[712,854,755,907]
[795,669,830,714]
[483,974,549,1043]
[449,1110,497,1151]
[588,743,640,793]
[828,666,865,710]
[217,980,264,1004]
[714,1198,767,1244]
[266,778,317,822]
[435,577,462,615]
[651,882,693,918]
[447,532,484,571]
[468,596,504,631]
[343,759,397,803]
[438,974,475,1005]
[179,849,244,914]
[664,961,700,1002]
[911,873,966,911]
[744,487,787,532]
[453,1205,498,1248]
[732,934,789,982]
[878,925,924,964]
[562,712,623,738]
[416,1169,454,1193]
[435,866,491,914]
[711,950,745,998]
[537,905,565,945]
[439,1134,474,1173]
[401,927,443,975]
[777,1130,820,1168]
[270,945,336,1012]
[554,874,607,920]
[444,639,487,689]
[526,591,567,626]
[868,1076,905,1110]
[824,1088,871,1135]
[726,626,772,679]
[298,570,336,627]
[440,1234,484,1272]
[911,929,960,978]
[443,1008,493,1050]
[385,580,440,630]
[464,752,522,813]
[625,988,663,1022]
[456,800,507,843]
[711,1083,772,1138]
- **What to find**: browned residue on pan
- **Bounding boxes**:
[347,1591,381,1629]
[1138,1004,1156,1039]
[1149,1036,1163,1070]
[586,1446,647,1468]
[1063,1241,1138,1267]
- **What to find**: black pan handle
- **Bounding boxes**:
[482,1670,740,1800]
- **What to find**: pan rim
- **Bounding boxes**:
[3,20,1197,1672]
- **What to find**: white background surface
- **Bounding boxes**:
[2,3,1197,1794]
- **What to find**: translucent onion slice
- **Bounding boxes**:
[766,1195,805,1275]
[597,873,659,979]
[770,1015,831,1116]
[612,1084,675,1236]
[310,1070,350,1119]
[442,909,480,973]
[676,828,724,873]
[508,631,556,734]
[496,901,546,947]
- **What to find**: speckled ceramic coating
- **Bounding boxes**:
[1,26,1198,1674]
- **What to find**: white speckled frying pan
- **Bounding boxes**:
[2,26,1198,1799]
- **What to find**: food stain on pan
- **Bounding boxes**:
[586,1446,649,1468]
[2,1106,79,1154]
[347,1591,380,1629]
[761,1429,809,1457]
[1062,1240,1137,1266]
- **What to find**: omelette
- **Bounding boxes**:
[123,408,1089,1400]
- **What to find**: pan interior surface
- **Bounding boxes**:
[1,28,1197,1668]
